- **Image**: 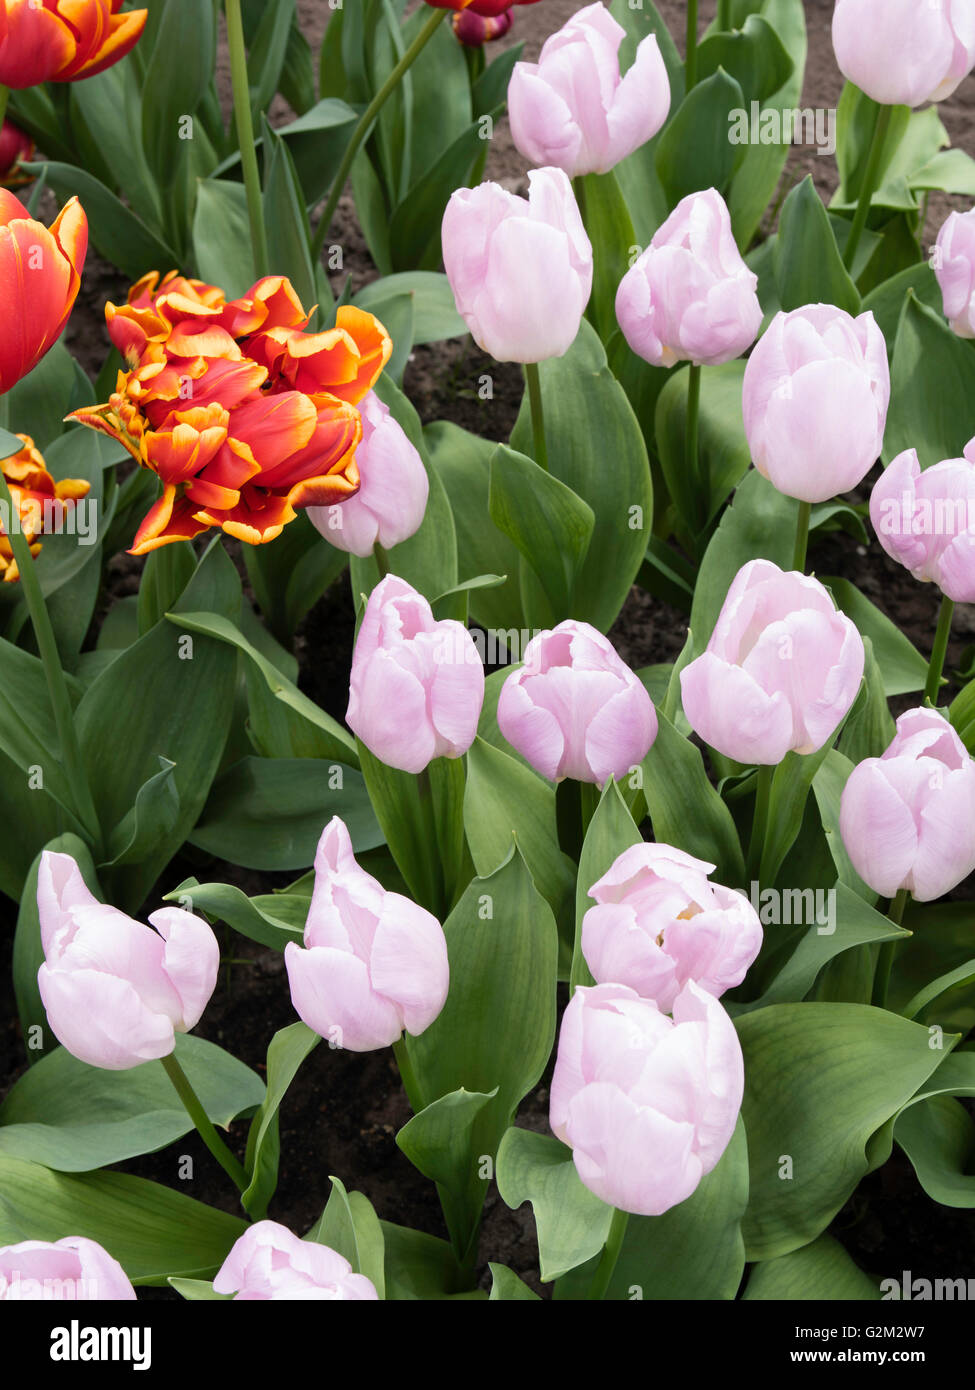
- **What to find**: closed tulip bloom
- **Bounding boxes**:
[680,560,865,766]
[453,6,513,44]
[582,844,763,1011]
[213,1222,378,1301]
[615,188,762,368]
[934,208,975,338]
[285,818,449,1052]
[36,851,220,1071]
[497,620,657,784]
[0,1237,135,1301]
[0,120,34,187]
[870,443,975,601]
[832,0,975,108]
[0,190,87,394]
[550,981,743,1216]
[442,167,592,363]
[306,392,429,557]
[0,0,148,88]
[840,708,975,901]
[347,574,484,773]
[508,3,670,177]
[742,304,889,504]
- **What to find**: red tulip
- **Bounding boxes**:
[0,189,87,394]
[0,120,34,188]
[0,0,147,89]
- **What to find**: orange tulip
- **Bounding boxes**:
[0,189,87,394]
[0,434,91,582]
[70,272,392,553]
[0,0,147,89]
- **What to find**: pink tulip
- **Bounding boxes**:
[507,2,670,177]
[36,851,219,1071]
[496,619,657,784]
[934,208,975,338]
[832,0,975,108]
[285,817,449,1051]
[441,167,592,363]
[680,560,865,766]
[307,392,429,557]
[742,304,889,504]
[839,707,975,902]
[0,1237,136,1300]
[615,188,763,368]
[213,1221,378,1300]
[582,843,763,1010]
[347,574,484,773]
[870,442,975,601]
[550,981,743,1216]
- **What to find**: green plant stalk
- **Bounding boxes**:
[588,1207,630,1299]
[160,1052,249,1192]
[717,0,733,29]
[746,763,773,885]
[392,1035,422,1113]
[925,594,954,705]
[524,362,549,473]
[0,84,9,132]
[872,888,909,1009]
[793,499,812,572]
[225,0,270,279]
[842,103,893,272]
[311,5,449,261]
[0,437,102,850]
[374,542,390,579]
[687,363,704,524]
[685,0,699,90]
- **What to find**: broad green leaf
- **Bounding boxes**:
[355,271,467,344]
[774,176,860,314]
[822,576,929,696]
[242,1023,320,1220]
[697,13,793,103]
[307,1177,386,1298]
[192,179,254,300]
[744,1233,880,1300]
[488,1264,541,1301]
[656,69,746,208]
[655,360,750,538]
[396,1088,497,1258]
[884,292,975,468]
[894,1095,975,1209]
[166,877,307,950]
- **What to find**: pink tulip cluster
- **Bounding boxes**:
[214,1222,378,1300]
[870,442,975,602]
[832,0,975,108]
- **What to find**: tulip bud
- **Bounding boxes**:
[442,167,593,363]
[582,843,763,1010]
[840,707,975,902]
[213,1221,379,1300]
[615,188,762,368]
[347,574,484,773]
[0,0,148,89]
[870,443,975,602]
[36,851,220,1071]
[742,304,889,504]
[550,981,743,1217]
[934,207,975,338]
[0,190,87,394]
[508,2,670,178]
[497,619,657,784]
[453,6,513,44]
[680,560,865,766]
[0,119,34,187]
[306,392,429,557]
[832,0,975,108]
[285,818,449,1052]
[0,1237,136,1301]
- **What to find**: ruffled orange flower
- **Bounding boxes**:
[0,434,91,582]
[69,271,392,553]
[0,0,147,89]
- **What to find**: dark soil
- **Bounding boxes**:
[2,0,974,1299]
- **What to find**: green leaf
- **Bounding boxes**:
[488,1264,541,1301]
[389,113,493,272]
[885,291,975,468]
[761,743,836,888]
[188,757,382,871]
[242,1023,319,1220]
[738,1003,953,1260]
[0,1156,247,1283]
[0,1034,264,1171]
[836,635,895,765]
[380,1220,464,1300]
[774,176,860,314]
[495,1128,612,1283]
[822,576,929,696]
[0,635,84,821]
[655,68,746,208]
[141,0,216,186]
[355,271,467,344]
[101,756,180,869]
[137,543,197,637]
[655,360,751,538]
[307,1177,386,1298]
[895,1095,975,1208]
[697,13,793,103]
[262,118,318,321]
[396,1088,497,1258]
[573,779,643,991]
[168,1277,231,1300]
[577,168,636,344]
[488,445,595,627]
[192,179,255,300]
[744,1233,880,1300]
[861,262,942,355]
[811,750,878,900]
[165,878,307,950]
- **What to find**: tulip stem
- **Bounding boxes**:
[843,103,893,273]
[225,0,270,280]
[588,1207,630,1300]
[0,463,102,851]
[161,1053,249,1193]
[872,888,909,1009]
[747,763,773,885]
[524,363,549,473]
[792,499,812,572]
[685,0,699,89]
[717,0,732,29]
[311,5,449,262]
[687,364,704,524]
[374,542,390,579]
[925,595,954,706]
[0,85,9,132]
[392,1035,422,1113]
